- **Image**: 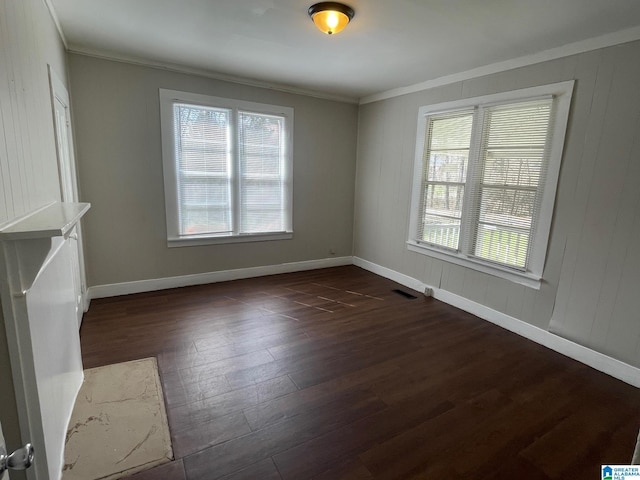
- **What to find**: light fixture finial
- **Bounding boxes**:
[308,2,355,35]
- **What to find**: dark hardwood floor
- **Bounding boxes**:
[79,266,640,479]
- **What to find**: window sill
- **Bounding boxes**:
[168,231,293,248]
[406,241,542,289]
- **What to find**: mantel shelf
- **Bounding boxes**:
[0,201,91,241]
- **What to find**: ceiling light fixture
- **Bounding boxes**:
[308,2,355,35]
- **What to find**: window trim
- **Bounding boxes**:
[407,81,574,289]
[159,89,294,247]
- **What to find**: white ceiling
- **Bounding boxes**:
[49,0,640,102]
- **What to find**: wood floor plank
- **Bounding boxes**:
[158,349,275,383]
[287,338,424,390]
[123,459,186,480]
[171,410,252,458]
[520,400,637,477]
[167,375,298,430]
[217,459,282,480]
[272,396,455,479]
[183,389,387,479]
[312,458,374,480]
[79,266,640,480]
[161,370,231,408]
[243,386,385,432]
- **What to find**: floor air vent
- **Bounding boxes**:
[392,289,418,299]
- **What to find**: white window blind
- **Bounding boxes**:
[470,99,553,269]
[418,111,473,250]
[238,111,287,234]
[174,104,232,236]
[408,82,574,288]
[160,89,293,247]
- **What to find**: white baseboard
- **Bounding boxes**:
[352,257,428,293]
[87,256,353,300]
[353,256,640,388]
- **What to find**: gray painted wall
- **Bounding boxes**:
[68,54,358,287]
[354,41,640,368]
[0,0,68,469]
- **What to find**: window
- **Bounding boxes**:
[408,82,574,288]
[160,89,293,246]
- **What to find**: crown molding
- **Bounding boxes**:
[66,47,360,105]
[42,0,68,48]
[360,25,640,105]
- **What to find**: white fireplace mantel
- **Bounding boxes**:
[0,201,90,241]
[0,200,90,480]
